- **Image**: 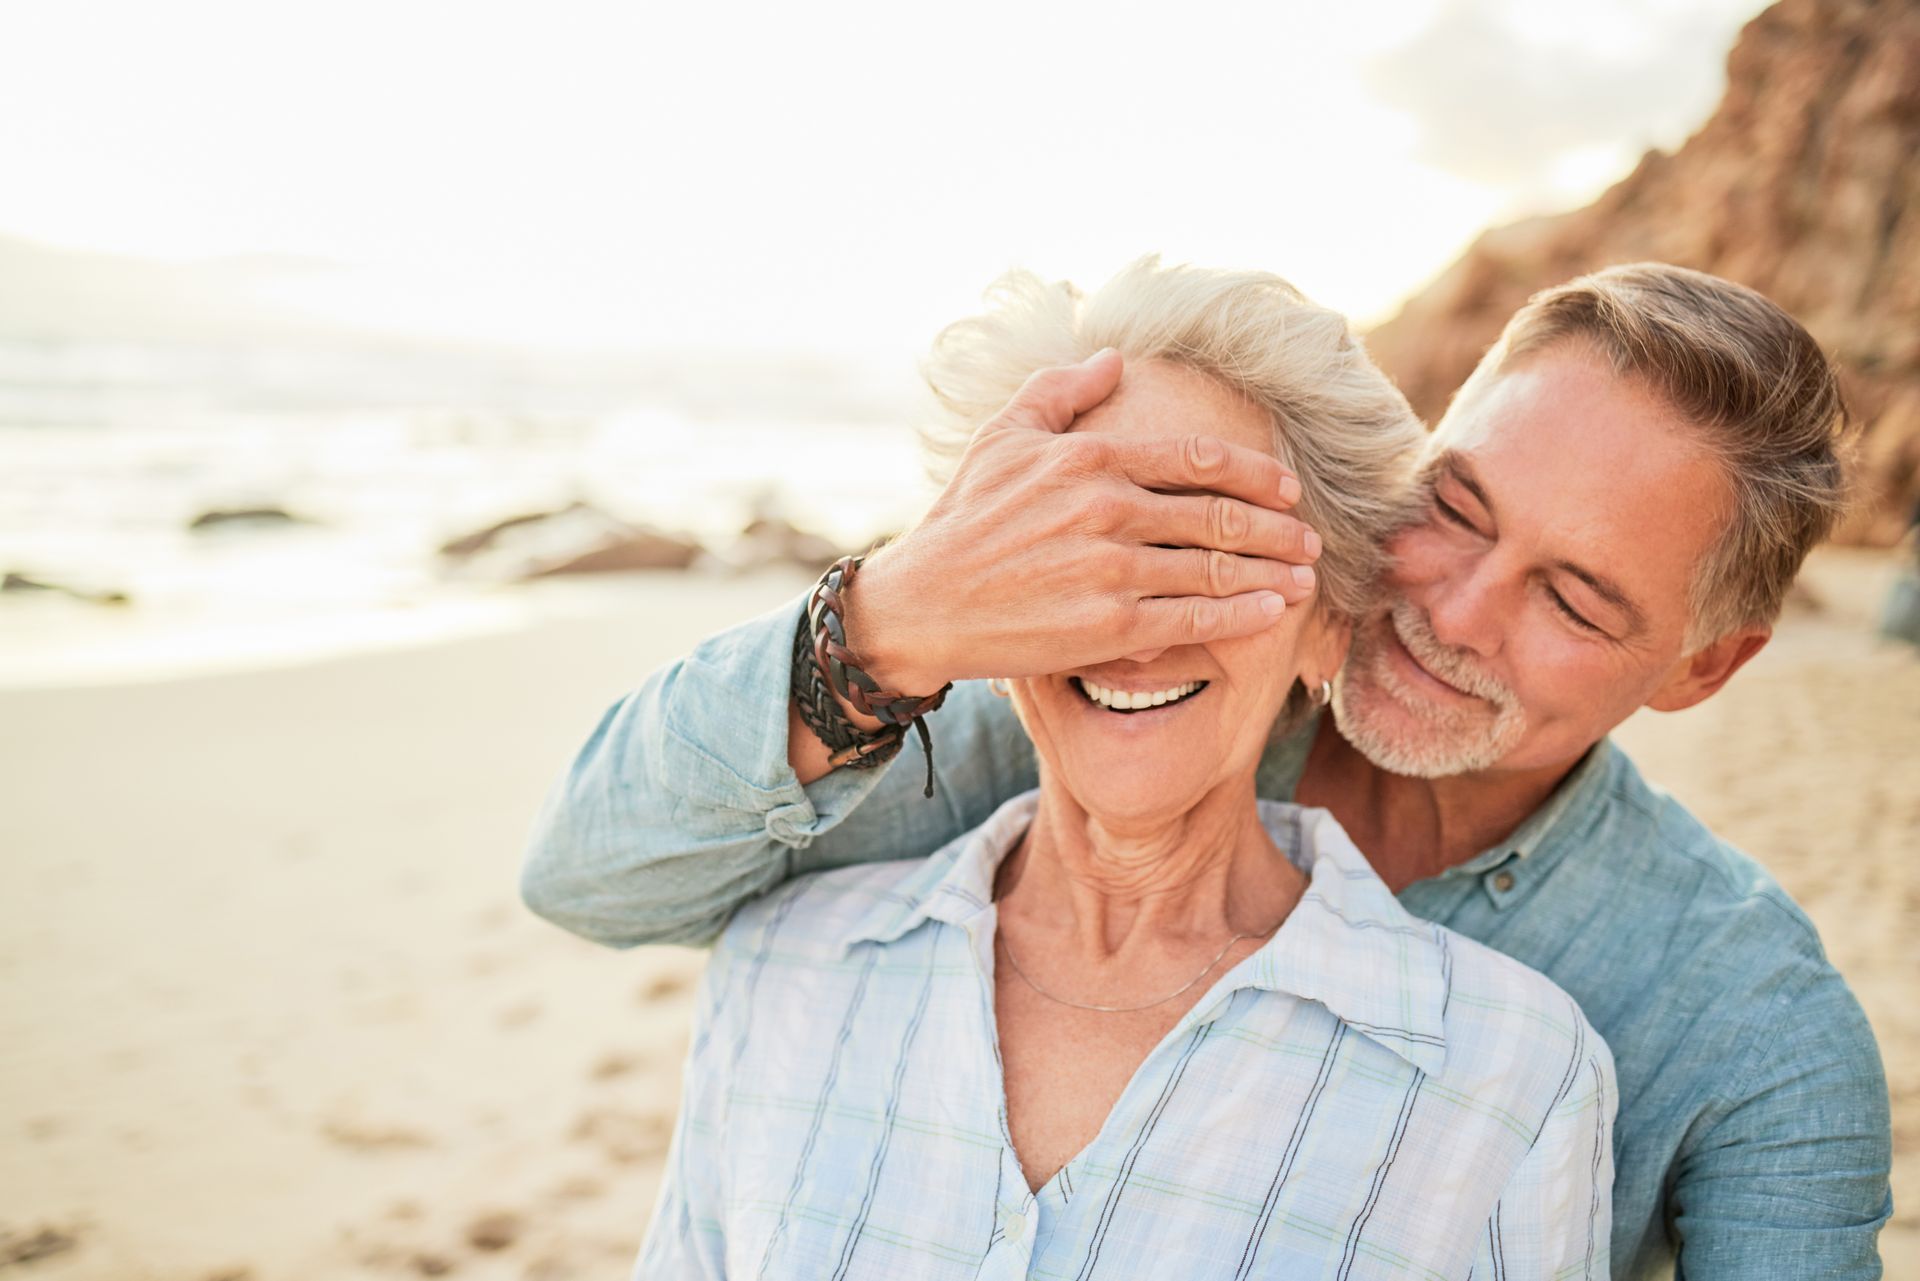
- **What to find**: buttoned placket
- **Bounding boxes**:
[961,913,1042,1276]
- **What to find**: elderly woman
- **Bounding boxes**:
[637,260,1615,1279]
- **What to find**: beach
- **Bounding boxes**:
[2,552,1915,1278]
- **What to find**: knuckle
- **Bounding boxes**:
[1180,596,1216,642]
[1183,434,1227,482]
[1210,496,1248,546]
[1076,489,1127,536]
[1205,548,1238,595]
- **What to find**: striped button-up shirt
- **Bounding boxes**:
[636,789,1615,1280]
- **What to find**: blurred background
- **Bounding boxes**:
[1,0,1914,1276]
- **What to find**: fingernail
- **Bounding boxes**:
[1304,530,1323,559]
[1084,346,1116,364]
[1291,565,1316,589]
[1259,593,1287,617]
[1278,475,1301,504]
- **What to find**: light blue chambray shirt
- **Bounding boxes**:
[638,789,1615,1280]
[523,590,1894,1280]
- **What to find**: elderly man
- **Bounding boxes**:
[522,264,1892,1279]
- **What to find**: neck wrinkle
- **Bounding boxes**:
[995,772,1305,962]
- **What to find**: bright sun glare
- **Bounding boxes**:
[0,0,1768,354]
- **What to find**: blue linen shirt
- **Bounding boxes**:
[522,590,1894,1279]
[638,789,1616,1279]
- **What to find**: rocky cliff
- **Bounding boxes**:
[1366,0,1920,543]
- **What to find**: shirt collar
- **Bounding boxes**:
[839,789,1451,1077]
[1259,712,1618,883]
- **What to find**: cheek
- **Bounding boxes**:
[1384,523,1458,588]
[1506,625,1642,729]
[1208,629,1302,713]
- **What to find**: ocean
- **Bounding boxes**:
[0,337,931,684]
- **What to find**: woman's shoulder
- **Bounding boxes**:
[1256,801,1615,1118]
[1428,924,1618,1113]
[715,853,953,961]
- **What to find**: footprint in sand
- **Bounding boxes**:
[546,1174,606,1204]
[0,1222,83,1267]
[637,973,689,1004]
[464,1211,523,1252]
[589,1050,649,1081]
[321,1117,435,1152]
[569,1106,673,1164]
[496,998,544,1029]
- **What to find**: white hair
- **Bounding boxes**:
[920,255,1426,622]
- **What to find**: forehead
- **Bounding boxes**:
[1435,345,1730,616]
[1071,359,1276,457]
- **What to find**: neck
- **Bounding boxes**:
[1294,718,1582,892]
[994,769,1306,961]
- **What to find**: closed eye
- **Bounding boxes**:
[1548,586,1602,633]
[1434,495,1476,530]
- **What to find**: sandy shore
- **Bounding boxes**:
[1,554,1914,1278]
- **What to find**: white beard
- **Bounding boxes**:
[1332,597,1528,779]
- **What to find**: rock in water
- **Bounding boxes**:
[187,506,313,531]
[521,529,702,577]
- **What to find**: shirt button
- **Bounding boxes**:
[1002,1209,1027,1242]
[1491,870,1516,893]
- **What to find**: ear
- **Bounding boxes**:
[1644,626,1770,713]
[1301,610,1354,689]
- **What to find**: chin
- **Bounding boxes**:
[1046,758,1210,827]
[1331,668,1527,779]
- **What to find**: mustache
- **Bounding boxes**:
[1387,599,1517,709]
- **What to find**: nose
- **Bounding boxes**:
[1420,554,1508,659]
[1122,647,1170,664]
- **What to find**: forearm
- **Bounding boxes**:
[519,590,1032,948]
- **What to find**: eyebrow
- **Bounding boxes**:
[1437,451,1651,637]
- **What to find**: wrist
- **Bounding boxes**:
[836,555,947,696]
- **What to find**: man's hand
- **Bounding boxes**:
[841,348,1322,695]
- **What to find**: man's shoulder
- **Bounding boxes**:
[1579,744,1829,966]
[1544,744,1879,1079]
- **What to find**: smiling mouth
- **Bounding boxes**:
[1072,676,1210,714]
[1384,617,1483,703]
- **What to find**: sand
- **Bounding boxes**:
[0,553,1914,1279]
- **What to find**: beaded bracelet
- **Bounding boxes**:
[792,554,951,797]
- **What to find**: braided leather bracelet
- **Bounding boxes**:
[791,554,951,797]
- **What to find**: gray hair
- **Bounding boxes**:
[921,256,1426,624]
[1458,263,1854,647]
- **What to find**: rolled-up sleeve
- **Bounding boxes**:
[519,589,1034,948]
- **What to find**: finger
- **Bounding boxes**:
[1129,591,1292,649]
[986,348,1124,436]
[1112,433,1304,511]
[1130,492,1322,565]
[1133,546,1319,605]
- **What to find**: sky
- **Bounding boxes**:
[0,0,1771,356]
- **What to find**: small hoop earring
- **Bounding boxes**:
[988,677,1013,698]
[1309,678,1332,708]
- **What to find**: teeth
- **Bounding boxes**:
[1078,679,1203,710]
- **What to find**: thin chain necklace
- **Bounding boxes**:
[994,926,1269,1014]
